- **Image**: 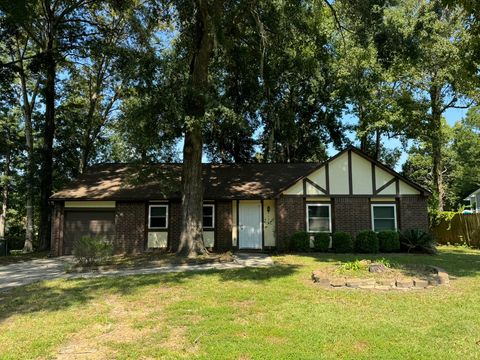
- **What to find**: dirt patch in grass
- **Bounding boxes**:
[55,289,199,359]
[68,252,234,273]
[353,341,369,352]
[56,326,118,360]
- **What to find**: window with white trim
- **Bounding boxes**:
[149,204,168,229]
[306,204,331,232]
[371,204,397,231]
[203,204,215,229]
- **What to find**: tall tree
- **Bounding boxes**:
[1,0,86,249]
[384,0,475,211]
[174,0,216,256]
[257,1,346,163]
[402,119,459,210]
[451,106,480,199]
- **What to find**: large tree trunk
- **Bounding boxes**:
[0,152,10,239]
[178,125,206,256]
[177,0,212,257]
[358,107,369,153]
[374,129,381,160]
[22,84,35,253]
[38,34,56,251]
[430,85,444,211]
[18,52,36,253]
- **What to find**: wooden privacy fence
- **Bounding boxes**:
[431,213,480,248]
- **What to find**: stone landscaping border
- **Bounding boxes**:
[311,265,449,290]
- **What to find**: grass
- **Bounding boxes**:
[0,251,49,266]
[1,246,480,359]
[68,251,234,272]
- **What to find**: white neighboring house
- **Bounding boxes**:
[464,188,480,213]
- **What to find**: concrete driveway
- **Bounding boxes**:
[0,253,273,292]
[0,257,74,291]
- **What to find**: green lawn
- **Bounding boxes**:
[1,247,480,359]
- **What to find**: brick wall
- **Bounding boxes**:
[398,196,428,231]
[50,202,64,256]
[276,196,305,251]
[168,201,182,251]
[168,201,232,252]
[215,201,232,251]
[115,202,146,254]
[332,197,371,239]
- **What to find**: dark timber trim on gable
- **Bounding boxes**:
[351,147,430,196]
[348,150,353,195]
[371,162,376,194]
[374,177,397,195]
[325,162,330,194]
[305,178,327,195]
[276,146,431,198]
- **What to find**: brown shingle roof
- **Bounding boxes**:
[50,163,319,201]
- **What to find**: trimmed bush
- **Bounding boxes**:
[355,230,379,253]
[313,233,330,252]
[289,231,310,252]
[399,229,437,254]
[378,230,400,252]
[332,232,353,253]
[73,236,113,266]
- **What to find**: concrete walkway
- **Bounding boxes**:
[0,253,273,292]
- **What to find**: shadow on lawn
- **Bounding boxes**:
[289,248,480,278]
[0,263,299,323]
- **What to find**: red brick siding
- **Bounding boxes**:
[332,197,371,239]
[115,202,146,254]
[50,202,64,256]
[398,196,428,231]
[168,201,232,252]
[215,201,232,251]
[168,201,182,251]
[276,196,305,251]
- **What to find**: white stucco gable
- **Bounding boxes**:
[282,147,426,197]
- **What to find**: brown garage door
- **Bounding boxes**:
[64,211,116,255]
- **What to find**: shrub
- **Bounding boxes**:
[399,229,437,254]
[289,231,310,252]
[312,233,330,252]
[332,232,353,253]
[378,230,400,252]
[355,230,379,253]
[73,236,113,266]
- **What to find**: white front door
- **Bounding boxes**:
[239,201,262,249]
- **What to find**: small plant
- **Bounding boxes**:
[355,230,379,253]
[339,259,367,272]
[374,257,392,268]
[312,233,330,252]
[377,230,400,252]
[73,236,113,266]
[289,231,310,252]
[332,232,353,253]
[399,229,437,254]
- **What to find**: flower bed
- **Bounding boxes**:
[311,259,449,290]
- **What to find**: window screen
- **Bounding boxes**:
[307,204,331,232]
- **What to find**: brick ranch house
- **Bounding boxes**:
[50,147,430,256]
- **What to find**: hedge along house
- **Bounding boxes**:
[50,147,430,256]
